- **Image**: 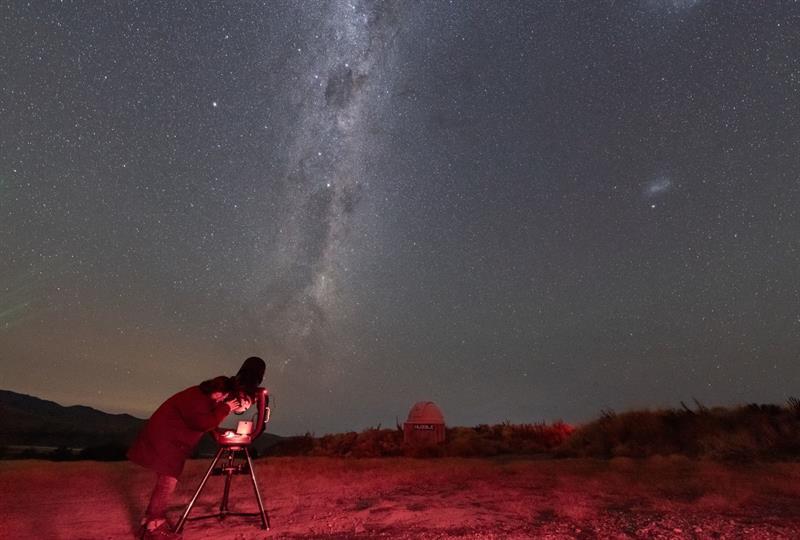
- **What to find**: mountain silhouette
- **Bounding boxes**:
[0,389,145,448]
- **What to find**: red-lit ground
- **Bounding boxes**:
[2,456,800,539]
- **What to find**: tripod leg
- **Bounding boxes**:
[174,447,224,533]
[244,448,270,529]
[219,450,234,517]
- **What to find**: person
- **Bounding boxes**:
[128,357,266,539]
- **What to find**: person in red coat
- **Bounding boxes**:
[129,357,265,539]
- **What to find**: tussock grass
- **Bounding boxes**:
[266,421,574,458]
[562,401,800,461]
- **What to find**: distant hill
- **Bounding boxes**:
[0,389,283,457]
[0,389,145,449]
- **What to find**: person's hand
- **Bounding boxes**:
[231,396,252,414]
[238,396,253,411]
[226,396,252,414]
[225,398,241,412]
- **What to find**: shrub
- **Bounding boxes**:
[562,402,800,461]
[263,433,315,456]
[260,422,573,458]
[442,421,574,458]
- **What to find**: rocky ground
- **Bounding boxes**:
[2,456,800,539]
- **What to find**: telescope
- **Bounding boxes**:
[175,387,271,532]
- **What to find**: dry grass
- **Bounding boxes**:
[563,402,800,461]
[265,421,573,459]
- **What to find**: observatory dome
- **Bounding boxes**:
[406,401,445,424]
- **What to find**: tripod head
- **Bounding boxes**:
[213,387,270,447]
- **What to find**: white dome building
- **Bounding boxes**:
[403,401,446,445]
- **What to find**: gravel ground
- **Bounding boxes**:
[2,456,800,539]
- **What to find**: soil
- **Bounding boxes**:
[2,456,800,539]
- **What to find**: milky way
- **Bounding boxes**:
[254,3,402,375]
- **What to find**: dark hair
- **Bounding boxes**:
[199,375,235,396]
[234,356,265,399]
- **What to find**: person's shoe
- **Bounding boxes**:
[141,521,182,540]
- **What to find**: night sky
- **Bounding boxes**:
[2,1,799,435]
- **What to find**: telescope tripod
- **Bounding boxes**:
[174,445,270,532]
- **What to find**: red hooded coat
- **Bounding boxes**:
[127,385,230,478]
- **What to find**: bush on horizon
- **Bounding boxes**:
[561,401,800,461]
[263,421,574,458]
